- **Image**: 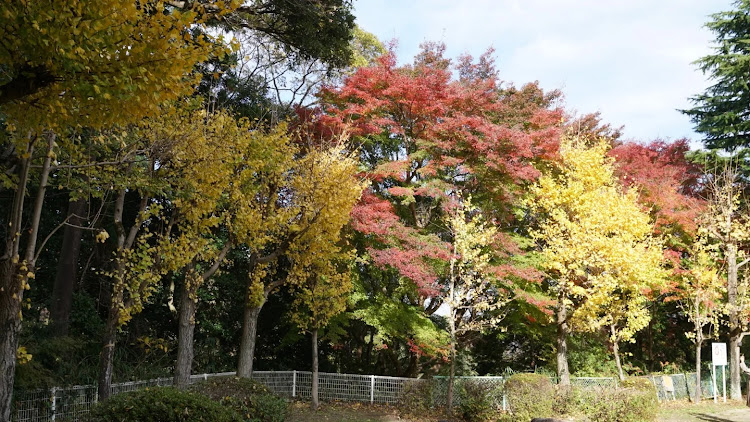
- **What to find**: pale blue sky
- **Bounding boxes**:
[353,1,734,146]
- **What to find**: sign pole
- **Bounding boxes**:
[712,364,717,403]
[712,343,728,403]
[722,365,727,403]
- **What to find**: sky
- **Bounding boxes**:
[353,0,734,146]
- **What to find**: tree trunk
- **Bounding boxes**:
[237,297,265,378]
[447,315,456,411]
[556,293,571,385]
[728,244,742,400]
[98,189,127,401]
[0,134,53,422]
[50,197,87,336]
[312,328,319,410]
[612,331,624,381]
[0,259,23,422]
[174,281,197,388]
[98,287,121,401]
[695,338,703,403]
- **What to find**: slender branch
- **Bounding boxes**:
[201,240,233,281]
[24,132,56,265]
[4,136,35,261]
[124,196,149,250]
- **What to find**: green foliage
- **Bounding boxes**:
[576,387,658,422]
[456,380,501,422]
[566,334,618,377]
[398,380,435,414]
[85,387,243,422]
[504,373,555,421]
[188,377,288,422]
[620,377,657,391]
[552,380,657,422]
[683,0,750,150]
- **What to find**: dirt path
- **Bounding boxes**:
[659,401,750,422]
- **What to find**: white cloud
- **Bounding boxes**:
[353,0,734,144]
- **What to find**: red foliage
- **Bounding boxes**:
[610,139,705,237]
[321,43,563,298]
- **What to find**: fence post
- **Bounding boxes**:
[292,370,297,398]
[502,377,507,411]
[50,387,57,422]
[370,375,375,404]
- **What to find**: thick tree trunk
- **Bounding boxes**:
[50,197,87,336]
[174,282,197,388]
[312,328,319,410]
[728,244,742,400]
[0,260,23,422]
[237,298,265,378]
[556,293,571,385]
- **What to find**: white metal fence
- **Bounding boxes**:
[11,370,715,421]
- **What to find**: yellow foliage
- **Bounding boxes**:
[445,195,508,335]
[0,0,238,132]
[16,346,32,365]
[527,136,666,338]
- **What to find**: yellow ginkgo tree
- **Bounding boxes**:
[527,136,665,385]
[699,167,750,400]
[444,196,510,410]
[135,107,297,389]
[676,236,724,402]
[288,243,354,410]
[236,143,366,378]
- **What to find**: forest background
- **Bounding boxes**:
[2,0,750,419]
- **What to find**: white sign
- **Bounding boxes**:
[712,342,728,366]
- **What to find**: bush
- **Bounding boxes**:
[581,386,657,422]
[620,377,656,392]
[189,377,288,422]
[399,379,435,414]
[504,373,555,422]
[85,387,242,422]
[553,384,586,416]
[457,380,501,422]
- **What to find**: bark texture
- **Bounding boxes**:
[556,293,571,385]
[50,197,87,336]
[237,300,265,378]
[174,282,197,388]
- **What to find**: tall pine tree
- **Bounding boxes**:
[684,0,750,151]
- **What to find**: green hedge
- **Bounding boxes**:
[189,377,288,422]
[85,387,243,422]
[457,380,501,422]
[504,373,556,421]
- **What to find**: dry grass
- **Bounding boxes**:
[658,399,750,422]
[285,401,456,422]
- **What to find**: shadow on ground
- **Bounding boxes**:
[691,414,737,422]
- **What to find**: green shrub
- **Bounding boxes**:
[399,379,434,412]
[457,380,500,422]
[581,386,657,422]
[553,384,586,416]
[504,373,555,422]
[85,387,242,422]
[620,377,656,392]
[189,377,288,422]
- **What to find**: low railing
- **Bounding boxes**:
[11,370,717,421]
